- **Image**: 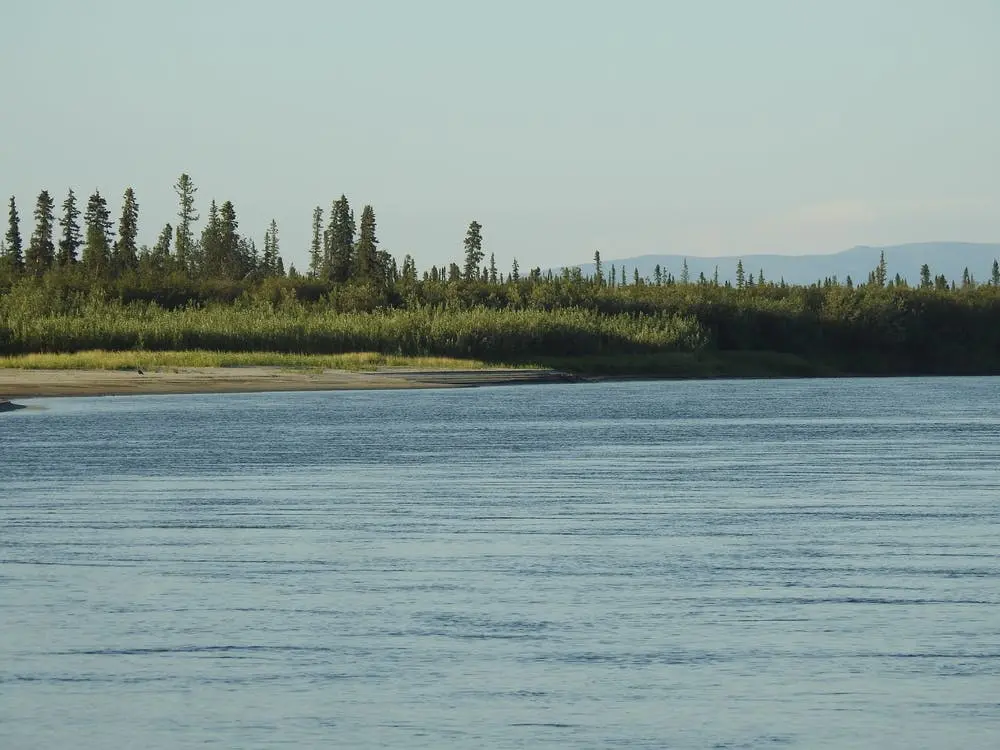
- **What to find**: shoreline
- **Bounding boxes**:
[0,366,582,400]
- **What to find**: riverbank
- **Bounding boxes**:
[0,366,579,399]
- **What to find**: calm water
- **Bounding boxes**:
[2,378,1000,749]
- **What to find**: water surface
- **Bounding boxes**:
[2,378,999,748]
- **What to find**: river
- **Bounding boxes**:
[2,377,999,748]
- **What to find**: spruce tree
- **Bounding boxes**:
[152,223,172,271]
[200,200,222,277]
[489,253,497,284]
[173,173,198,270]
[355,204,380,281]
[463,220,484,281]
[653,264,662,286]
[57,189,82,266]
[4,197,23,273]
[920,263,932,289]
[26,190,56,275]
[594,250,603,286]
[328,195,355,282]
[262,219,281,276]
[992,259,1000,287]
[309,206,323,278]
[680,258,689,284]
[874,251,888,287]
[218,201,240,278]
[510,257,520,282]
[113,187,139,272]
[736,259,745,289]
[83,190,113,276]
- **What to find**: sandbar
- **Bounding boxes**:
[0,367,580,399]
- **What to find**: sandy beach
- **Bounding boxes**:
[0,367,579,400]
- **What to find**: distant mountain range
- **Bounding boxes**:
[569,242,1000,286]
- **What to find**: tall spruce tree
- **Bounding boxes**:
[355,204,380,281]
[594,250,603,286]
[920,264,932,288]
[5,196,24,273]
[463,220,484,281]
[113,187,139,272]
[199,200,222,277]
[26,190,56,275]
[173,173,198,270]
[262,219,281,276]
[309,206,323,278]
[57,189,82,266]
[151,223,172,273]
[83,190,113,275]
[329,195,355,282]
[874,251,888,287]
[993,259,1000,287]
[218,201,240,278]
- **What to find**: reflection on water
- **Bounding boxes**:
[2,378,999,749]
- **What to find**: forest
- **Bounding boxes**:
[2,174,1000,376]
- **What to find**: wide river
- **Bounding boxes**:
[2,378,999,749]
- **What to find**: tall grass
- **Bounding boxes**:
[0,350,518,371]
[0,292,709,359]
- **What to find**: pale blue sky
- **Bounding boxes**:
[3,0,998,272]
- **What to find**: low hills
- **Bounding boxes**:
[571,242,1000,286]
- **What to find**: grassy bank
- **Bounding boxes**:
[0,350,525,372]
[0,301,706,359]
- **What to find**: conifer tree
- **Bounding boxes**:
[83,191,113,276]
[594,250,604,286]
[4,196,23,273]
[489,253,497,284]
[680,258,689,284]
[874,251,888,287]
[200,200,222,276]
[218,201,241,278]
[309,206,323,278]
[262,219,281,276]
[736,259,745,289]
[653,263,662,286]
[511,257,520,282]
[992,259,1000,287]
[920,263,932,289]
[327,195,355,282]
[463,220,484,281]
[355,204,380,281]
[57,189,82,266]
[328,194,356,283]
[26,190,56,275]
[173,173,198,270]
[113,187,139,272]
[151,223,172,272]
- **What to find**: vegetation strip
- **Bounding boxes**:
[3,174,1000,378]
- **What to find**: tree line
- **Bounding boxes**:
[3,174,1000,375]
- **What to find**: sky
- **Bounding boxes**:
[3,0,999,273]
